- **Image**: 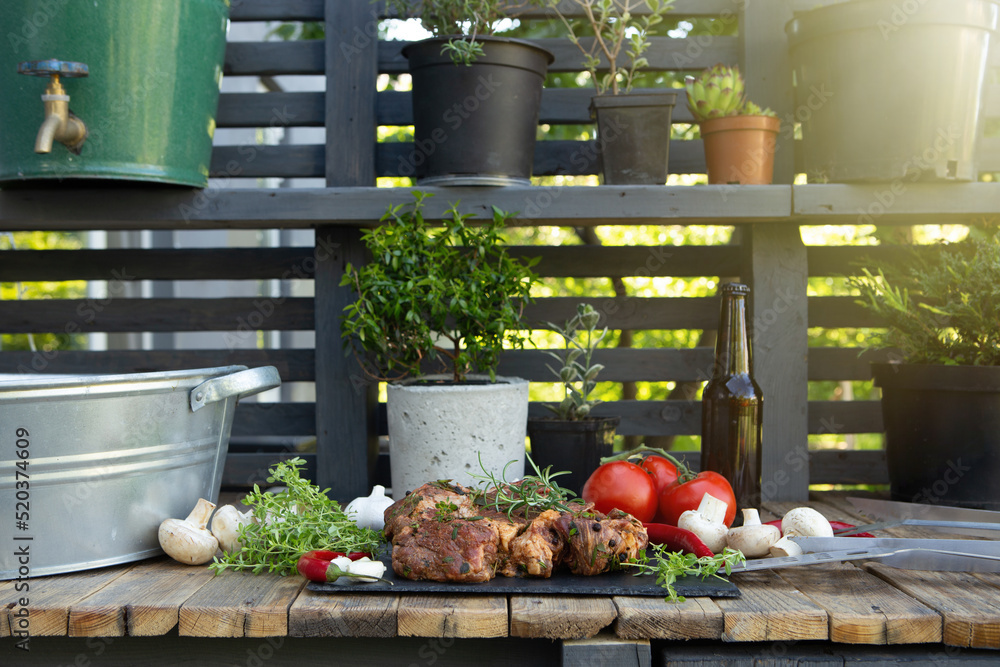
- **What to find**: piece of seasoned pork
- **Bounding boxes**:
[383,481,648,583]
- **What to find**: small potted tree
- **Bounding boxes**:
[848,231,1000,510]
[527,303,620,494]
[388,0,554,186]
[548,0,677,185]
[686,64,780,185]
[340,191,540,499]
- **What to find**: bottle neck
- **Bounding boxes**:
[715,293,751,376]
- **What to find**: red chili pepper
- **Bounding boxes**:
[296,550,373,582]
[763,519,874,539]
[642,523,714,558]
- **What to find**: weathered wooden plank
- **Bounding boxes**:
[806,347,894,382]
[741,225,810,502]
[805,245,946,278]
[502,348,716,383]
[509,245,742,279]
[225,41,324,76]
[529,400,701,437]
[232,403,317,437]
[217,92,325,128]
[863,564,1000,650]
[718,570,829,641]
[0,349,314,382]
[808,400,883,435]
[378,37,740,74]
[229,0,324,21]
[0,186,794,230]
[0,580,15,638]
[178,571,305,637]
[212,144,324,179]
[396,595,508,638]
[808,296,883,329]
[613,596,724,640]
[288,590,398,637]
[809,449,889,486]
[793,183,1000,224]
[776,566,942,645]
[0,566,134,637]
[0,298,314,333]
[378,88,699,126]
[509,596,617,639]
[0,247,316,281]
[562,632,651,667]
[68,558,215,637]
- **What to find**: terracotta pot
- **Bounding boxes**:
[700,115,780,185]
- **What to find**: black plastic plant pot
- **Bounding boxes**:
[786,0,997,182]
[527,416,620,496]
[401,36,553,186]
[873,363,1000,510]
[590,91,677,185]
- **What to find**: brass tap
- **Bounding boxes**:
[34,74,87,155]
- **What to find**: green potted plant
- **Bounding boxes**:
[848,231,1000,509]
[787,0,995,183]
[685,64,780,185]
[547,0,677,185]
[340,191,540,499]
[527,303,620,494]
[387,0,554,186]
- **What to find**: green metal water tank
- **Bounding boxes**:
[1,0,229,187]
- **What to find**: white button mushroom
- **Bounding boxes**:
[726,508,781,558]
[158,498,220,565]
[781,507,834,538]
[769,535,805,558]
[677,492,730,554]
[210,504,251,554]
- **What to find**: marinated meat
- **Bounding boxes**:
[554,508,647,576]
[383,482,648,583]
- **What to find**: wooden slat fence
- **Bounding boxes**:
[2,0,997,499]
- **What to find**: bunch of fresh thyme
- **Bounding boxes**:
[626,545,745,603]
[209,458,383,576]
[469,453,583,519]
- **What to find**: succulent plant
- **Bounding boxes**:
[685,64,746,122]
[741,101,778,118]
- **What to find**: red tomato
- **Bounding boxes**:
[582,461,658,522]
[657,471,737,527]
[639,455,678,494]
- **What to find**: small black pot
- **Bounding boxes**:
[401,36,553,186]
[873,362,1000,510]
[527,416,620,495]
[590,91,677,185]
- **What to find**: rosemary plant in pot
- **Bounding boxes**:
[548,0,677,184]
[527,303,620,494]
[340,192,540,500]
[389,0,554,186]
[686,64,780,185]
[849,231,1000,509]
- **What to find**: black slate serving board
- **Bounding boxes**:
[307,552,740,598]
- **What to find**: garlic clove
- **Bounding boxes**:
[159,498,220,565]
[344,485,394,531]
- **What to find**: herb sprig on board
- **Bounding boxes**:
[626,545,745,603]
[469,453,582,519]
[209,458,383,576]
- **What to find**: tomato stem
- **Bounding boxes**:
[600,446,697,483]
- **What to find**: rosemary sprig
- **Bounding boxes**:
[626,545,745,603]
[209,458,384,576]
[468,452,582,519]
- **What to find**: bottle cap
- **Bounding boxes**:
[721,282,750,295]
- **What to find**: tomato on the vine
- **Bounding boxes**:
[581,461,658,522]
[657,471,737,527]
[639,455,678,494]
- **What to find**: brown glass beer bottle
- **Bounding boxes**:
[701,282,763,512]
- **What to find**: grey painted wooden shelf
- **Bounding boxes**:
[1,183,997,230]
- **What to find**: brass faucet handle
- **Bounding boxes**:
[17,59,89,79]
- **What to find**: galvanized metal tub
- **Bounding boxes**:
[0,365,280,579]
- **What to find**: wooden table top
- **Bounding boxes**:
[3,494,999,651]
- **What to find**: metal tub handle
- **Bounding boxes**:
[190,366,281,412]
